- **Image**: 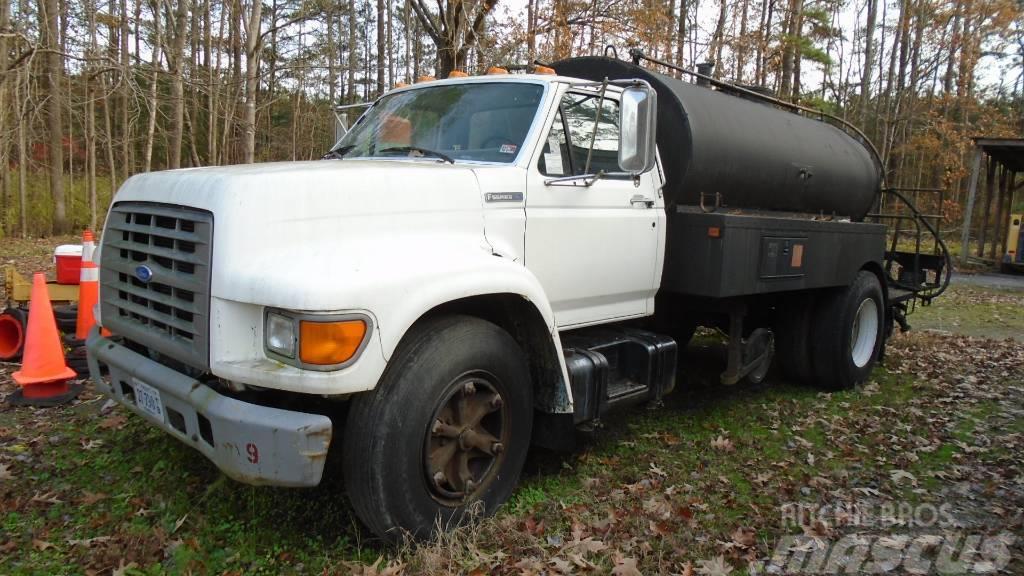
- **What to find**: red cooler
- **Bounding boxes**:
[54,245,83,285]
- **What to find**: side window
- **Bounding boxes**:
[539,93,620,176]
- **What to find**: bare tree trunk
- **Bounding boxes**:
[0,0,9,235]
[87,0,99,229]
[242,0,261,163]
[120,0,131,179]
[709,0,726,77]
[676,0,688,71]
[779,0,802,99]
[17,68,27,237]
[327,7,337,102]
[144,0,162,172]
[167,0,191,168]
[348,0,357,100]
[386,0,394,85]
[527,0,537,66]
[376,0,385,91]
[42,0,68,233]
[735,0,749,82]
[860,0,878,125]
[403,0,412,82]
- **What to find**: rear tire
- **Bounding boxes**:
[774,297,816,385]
[342,315,533,541]
[809,271,885,390]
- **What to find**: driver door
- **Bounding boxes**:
[525,90,662,328]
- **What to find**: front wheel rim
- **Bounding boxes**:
[850,298,879,368]
[424,370,509,506]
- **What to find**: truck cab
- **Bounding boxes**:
[86,60,921,540]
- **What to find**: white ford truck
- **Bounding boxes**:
[86,54,948,539]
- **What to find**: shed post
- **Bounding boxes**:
[960,146,983,265]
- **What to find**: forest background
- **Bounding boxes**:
[2,0,1022,242]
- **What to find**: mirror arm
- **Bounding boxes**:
[543,170,607,187]
[583,78,610,177]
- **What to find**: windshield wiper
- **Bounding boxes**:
[378,146,455,164]
[322,144,355,160]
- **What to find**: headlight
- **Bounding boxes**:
[264,309,371,369]
[265,311,296,358]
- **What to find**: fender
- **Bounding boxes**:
[208,232,573,411]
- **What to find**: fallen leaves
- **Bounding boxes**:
[78,491,108,505]
[611,556,642,576]
[97,414,127,430]
[695,555,732,575]
[30,492,64,505]
[710,435,735,453]
[889,469,918,486]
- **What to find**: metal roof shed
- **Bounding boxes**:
[959,137,1023,265]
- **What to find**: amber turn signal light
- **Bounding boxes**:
[299,319,367,366]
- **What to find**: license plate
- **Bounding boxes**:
[133,380,165,421]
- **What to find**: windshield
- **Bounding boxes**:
[332,82,545,164]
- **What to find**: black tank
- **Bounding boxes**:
[552,57,881,220]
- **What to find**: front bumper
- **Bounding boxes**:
[85,328,332,487]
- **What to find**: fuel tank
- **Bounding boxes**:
[552,57,881,220]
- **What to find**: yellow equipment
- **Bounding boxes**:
[1004,213,1023,273]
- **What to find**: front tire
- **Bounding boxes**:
[342,315,533,541]
[809,271,885,390]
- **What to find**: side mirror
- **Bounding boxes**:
[618,84,658,175]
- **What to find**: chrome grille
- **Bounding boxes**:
[100,202,213,369]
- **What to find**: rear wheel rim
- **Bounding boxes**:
[850,298,879,368]
[424,370,509,506]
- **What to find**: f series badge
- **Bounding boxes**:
[484,192,523,203]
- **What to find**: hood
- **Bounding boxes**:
[114,159,484,221]
[109,160,488,305]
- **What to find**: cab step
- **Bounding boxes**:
[561,327,678,425]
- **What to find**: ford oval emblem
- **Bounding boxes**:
[135,265,154,283]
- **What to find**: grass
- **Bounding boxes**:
[909,283,1024,339]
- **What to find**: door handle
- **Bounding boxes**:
[631,194,655,208]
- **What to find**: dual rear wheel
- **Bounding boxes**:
[775,271,885,390]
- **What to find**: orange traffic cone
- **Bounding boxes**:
[81,229,95,262]
[10,273,81,407]
[74,260,99,340]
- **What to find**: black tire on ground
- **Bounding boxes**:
[66,345,90,377]
[809,271,885,390]
[53,304,78,321]
[773,296,816,386]
[57,317,77,335]
[342,314,533,541]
